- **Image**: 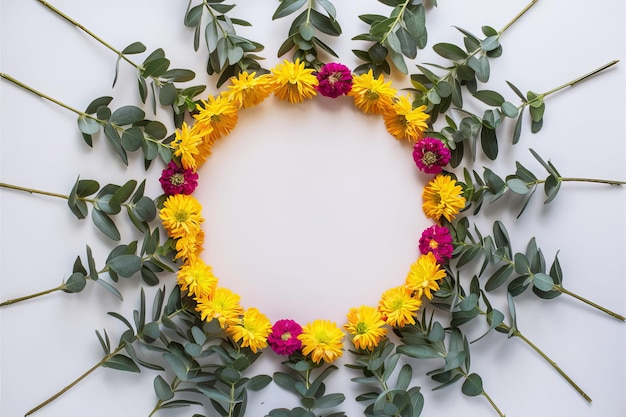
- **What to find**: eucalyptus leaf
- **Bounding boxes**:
[103,354,140,373]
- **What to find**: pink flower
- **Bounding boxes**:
[268,319,303,355]
[315,62,353,98]
[159,161,199,195]
[413,137,451,174]
[419,225,454,264]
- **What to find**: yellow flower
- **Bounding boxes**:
[422,174,467,222]
[344,305,387,351]
[195,286,244,329]
[298,319,344,364]
[222,71,275,109]
[227,307,272,353]
[405,252,446,300]
[194,94,239,143]
[173,228,205,263]
[348,69,397,114]
[172,122,204,170]
[159,194,204,239]
[270,59,318,103]
[382,96,429,142]
[378,286,422,328]
[177,258,217,299]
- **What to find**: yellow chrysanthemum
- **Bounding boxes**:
[298,319,344,364]
[226,307,272,353]
[177,258,217,299]
[193,94,239,143]
[173,228,205,263]
[172,122,204,170]
[159,194,204,240]
[382,96,429,142]
[344,305,387,351]
[422,174,467,222]
[348,69,397,114]
[222,71,275,109]
[405,252,446,300]
[270,59,318,104]
[378,286,422,328]
[194,286,244,329]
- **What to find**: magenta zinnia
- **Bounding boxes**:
[419,225,454,264]
[315,62,353,98]
[267,319,303,356]
[159,161,199,195]
[413,137,451,174]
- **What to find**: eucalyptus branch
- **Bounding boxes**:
[24,344,126,416]
[0,284,66,307]
[519,60,619,110]
[496,322,591,403]
[555,286,625,321]
[0,73,96,120]
[36,0,139,70]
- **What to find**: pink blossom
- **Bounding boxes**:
[413,137,451,174]
[315,62,353,98]
[419,225,454,264]
[268,319,303,355]
[159,161,198,195]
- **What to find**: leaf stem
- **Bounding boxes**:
[0,73,91,118]
[36,0,139,69]
[540,60,619,99]
[0,182,69,200]
[481,388,506,417]
[498,323,592,403]
[0,284,66,307]
[498,0,539,35]
[24,344,125,416]
[556,286,625,321]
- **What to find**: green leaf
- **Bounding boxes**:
[77,116,100,135]
[120,127,144,152]
[433,43,467,61]
[154,375,174,401]
[480,126,498,160]
[473,90,504,106]
[122,41,147,54]
[461,373,483,396]
[110,106,145,126]
[513,252,530,275]
[533,272,555,292]
[397,344,442,359]
[481,35,499,52]
[108,255,142,278]
[501,101,519,118]
[485,264,514,291]
[544,175,561,204]
[142,57,170,78]
[159,83,178,106]
[92,209,121,241]
[85,96,113,114]
[273,0,307,20]
[314,393,345,409]
[506,177,529,195]
[133,196,157,222]
[64,272,87,293]
[103,354,140,373]
[247,374,272,391]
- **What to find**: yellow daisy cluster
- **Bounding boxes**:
[160,59,456,360]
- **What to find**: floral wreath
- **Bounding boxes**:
[1,1,624,417]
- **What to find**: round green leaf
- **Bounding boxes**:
[461,373,483,396]
[154,375,174,401]
[64,272,87,293]
[108,254,142,278]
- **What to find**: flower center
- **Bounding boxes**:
[170,173,185,186]
[355,322,369,335]
[175,209,189,222]
[428,239,439,249]
[422,151,438,166]
[365,90,379,100]
[281,332,292,341]
[328,71,342,84]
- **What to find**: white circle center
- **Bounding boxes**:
[197,96,430,324]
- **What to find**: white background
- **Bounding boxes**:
[1,1,625,417]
